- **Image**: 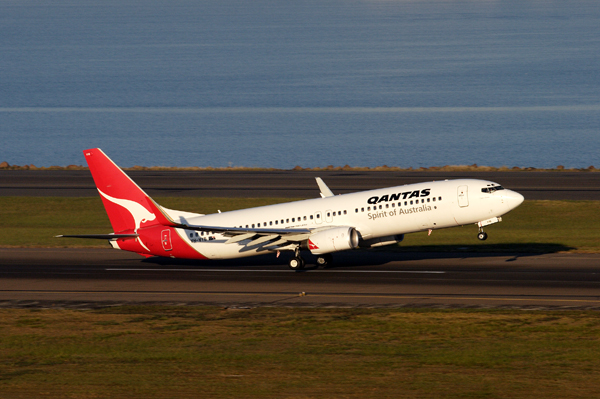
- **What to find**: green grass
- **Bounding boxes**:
[1,307,600,398]
[0,197,599,252]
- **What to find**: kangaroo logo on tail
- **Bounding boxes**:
[97,189,156,252]
[98,189,156,233]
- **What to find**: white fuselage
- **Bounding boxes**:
[149,178,523,259]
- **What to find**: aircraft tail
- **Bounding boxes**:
[84,148,158,234]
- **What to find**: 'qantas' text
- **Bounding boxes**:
[367,189,431,204]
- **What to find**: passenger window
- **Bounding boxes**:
[410,201,413,205]
[327,212,330,217]
[275,220,278,225]
[427,198,430,202]
[252,224,255,228]
[270,221,273,226]
[292,218,295,222]
[367,207,371,211]
[344,210,347,215]
[433,197,436,202]
[304,216,307,221]
[361,207,365,212]
[316,214,320,218]
[286,219,289,223]
[310,215,313,220]
[355,208,358,213]
[439,197,442,201]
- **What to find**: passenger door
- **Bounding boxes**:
[457,185,469,207]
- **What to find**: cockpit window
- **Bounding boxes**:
[481,185,505,193]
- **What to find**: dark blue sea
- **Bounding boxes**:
[1,0,599,169]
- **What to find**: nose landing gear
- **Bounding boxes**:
[477,217,501,241]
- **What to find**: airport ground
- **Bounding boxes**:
[1,171,600,398]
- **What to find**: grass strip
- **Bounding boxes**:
[1,307,600,398]
[0,197,599,252]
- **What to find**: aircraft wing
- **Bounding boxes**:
[146,196,315,246]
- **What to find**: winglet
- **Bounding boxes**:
[316,177,334,198]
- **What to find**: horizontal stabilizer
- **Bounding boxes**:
[56,234,139,240]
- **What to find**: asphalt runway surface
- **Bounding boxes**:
[1,170,599,309]
[1,170,599,200]
[1,248,600,310]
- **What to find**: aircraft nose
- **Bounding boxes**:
[503,190,524,211]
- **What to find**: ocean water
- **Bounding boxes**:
[1,0,599,168]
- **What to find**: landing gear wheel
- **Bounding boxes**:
[316,254,333,267]
[477,232,488,241]
[288,257,305,271]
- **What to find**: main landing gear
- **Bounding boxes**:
[316,254,333,267]
[288,246,305,271]
[287,248,334,271]
[288,256,305,271]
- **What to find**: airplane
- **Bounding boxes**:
[58,148,524,270]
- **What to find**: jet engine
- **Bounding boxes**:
[307,227,359,255]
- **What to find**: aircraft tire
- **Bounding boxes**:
[288,257,305,271]
[477,232,488,241]
[316,254,333,267]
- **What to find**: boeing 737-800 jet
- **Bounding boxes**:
[58,148,524,270]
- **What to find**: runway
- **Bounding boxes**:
[1,171,599,309]
[1,170,599,200]
[2,248,600,309]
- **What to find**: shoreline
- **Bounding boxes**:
[1,163,598,173]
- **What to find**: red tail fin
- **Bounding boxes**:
[84,148,156,234]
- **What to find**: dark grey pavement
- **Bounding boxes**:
[1,248,599,309]
[1,170,599,200]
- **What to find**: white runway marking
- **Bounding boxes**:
[106,268,446,274]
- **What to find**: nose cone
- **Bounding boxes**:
[503,189,525,211]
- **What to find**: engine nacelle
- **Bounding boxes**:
[307,227,359,255]
[359,234,404,249]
